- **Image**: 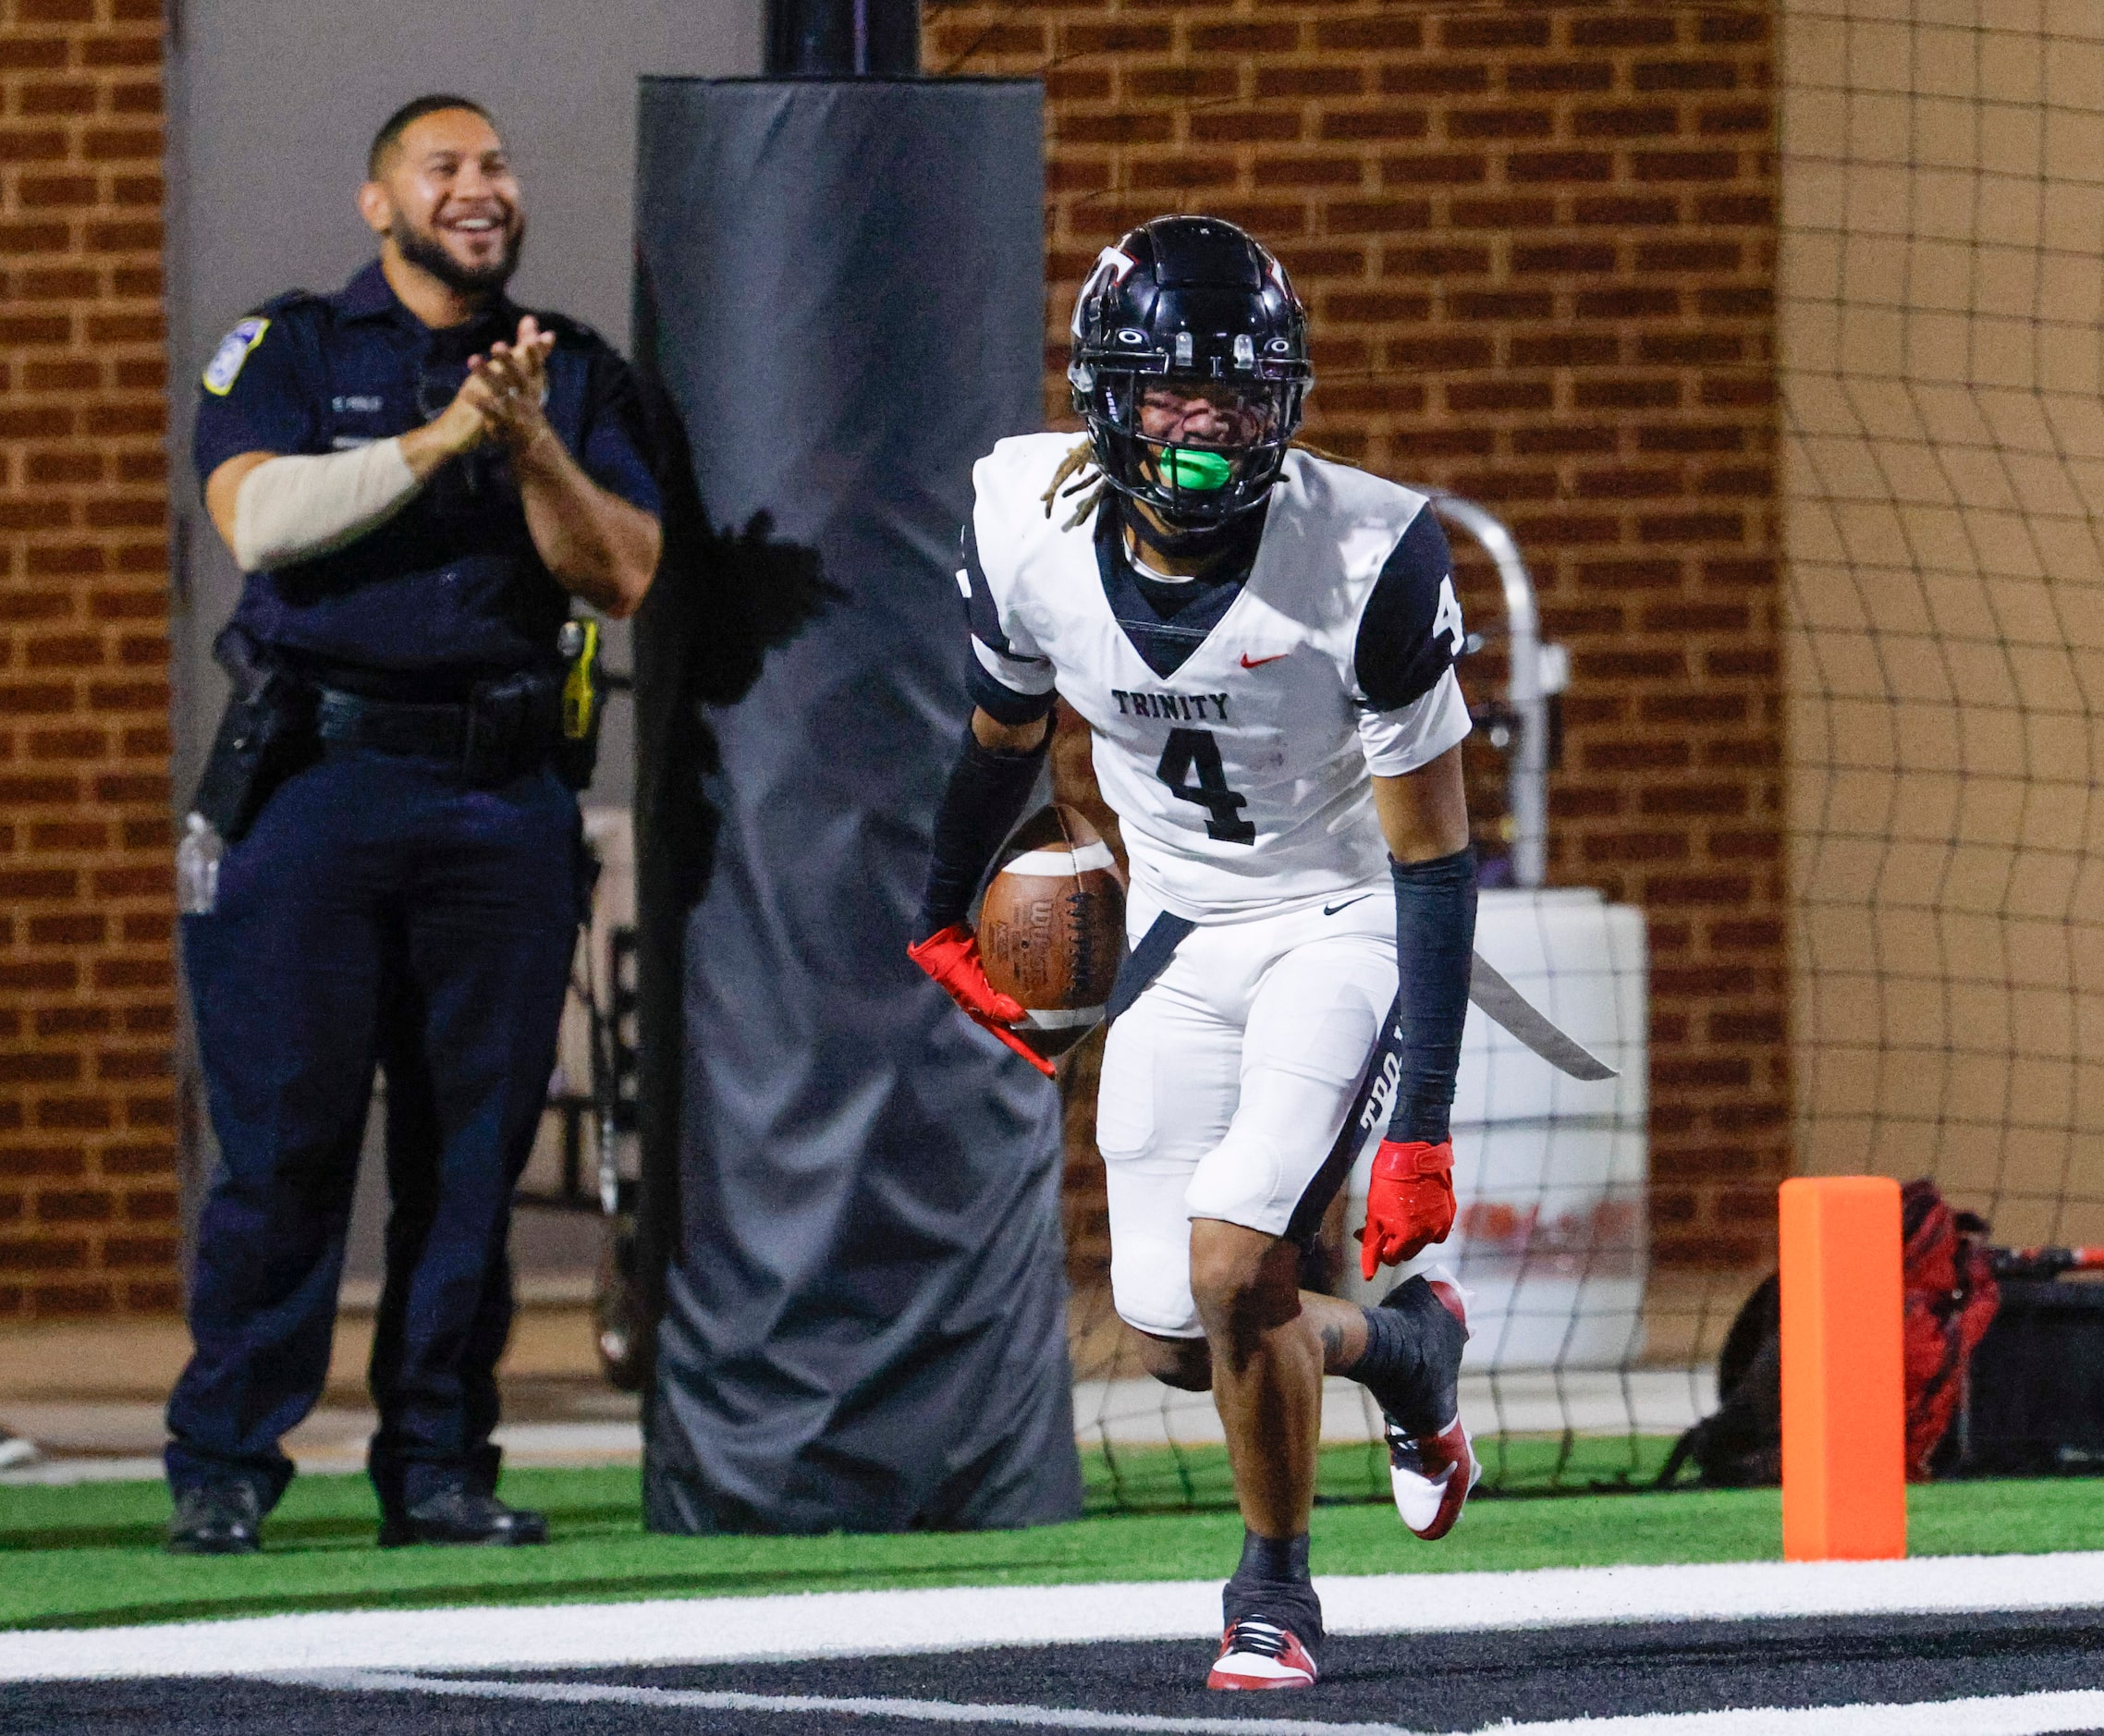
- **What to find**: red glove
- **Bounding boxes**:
[907,924,1056,1079]
[1358,1138,1457,1279]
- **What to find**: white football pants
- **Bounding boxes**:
[1095,886,1395,1339]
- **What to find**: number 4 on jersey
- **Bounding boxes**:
[1432,573,1465,659]
[1156,728,1255,844]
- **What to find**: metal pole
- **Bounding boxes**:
[1431,493,1548,890]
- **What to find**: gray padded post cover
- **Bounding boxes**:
[632,78,1080,1533]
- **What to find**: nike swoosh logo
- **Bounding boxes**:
[1239,652,1288,668]
[1323,895,1373,916]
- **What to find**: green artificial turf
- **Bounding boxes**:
[4,1461,2101,1633]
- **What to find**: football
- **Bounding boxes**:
[978,804,1128,1059]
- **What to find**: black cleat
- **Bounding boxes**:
[1374,1270,1480,1539]
[1217,1531,1324,1690]
[166,1481,263,1555]
[379,1482,549,1548]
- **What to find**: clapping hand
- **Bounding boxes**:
[468,315,557,458]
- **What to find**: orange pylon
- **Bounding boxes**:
[1779,1176,1906,1561]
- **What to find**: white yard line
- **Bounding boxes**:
[275,1673,2104,1736]
[0,1419,644,1485]
[0,1455,165,1486]
[1474,1694,2104,1735]
[6,1552,2104,1682]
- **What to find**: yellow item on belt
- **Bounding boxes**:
[559,618,600,742]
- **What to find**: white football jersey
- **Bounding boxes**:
[962,433,1471,923]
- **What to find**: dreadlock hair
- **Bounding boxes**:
[1041,438,1107,531]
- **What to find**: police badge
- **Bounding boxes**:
[202,316,269,397]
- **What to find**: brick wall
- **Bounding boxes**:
[928,0,1788,1277]
[0,0,176,1318]
[0,0,1786,1321]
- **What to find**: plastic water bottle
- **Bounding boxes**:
[176,812,223,916]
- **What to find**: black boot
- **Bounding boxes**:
[1352,1275,1480,1539]
[166,1480,263,1555]
[1348,1274,1467,1436]
[379,1478,549,1547]
[1212,1531,1323,1690]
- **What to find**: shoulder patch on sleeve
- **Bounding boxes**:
[202,317,270,397]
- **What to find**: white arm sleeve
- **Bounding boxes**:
[1357,665,1473,777]
[961,500,1057,706]
[230,438,421,572]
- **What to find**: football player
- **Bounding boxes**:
[911,215,1478,1691]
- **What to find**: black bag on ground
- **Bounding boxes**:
[1655,1273,1781,1488]
[1963,1280,2104,1475]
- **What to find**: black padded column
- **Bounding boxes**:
[631,78,1077,1534]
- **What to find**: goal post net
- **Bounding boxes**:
[920,0,2104,1507]
[1780,1,2104,1255]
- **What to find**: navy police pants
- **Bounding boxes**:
[169,744,581,1512]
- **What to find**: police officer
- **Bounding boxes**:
[167,94,661,1553]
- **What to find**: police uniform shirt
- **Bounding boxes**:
[193,260,661,684]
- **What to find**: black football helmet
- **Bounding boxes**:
[1069,214,1312,526]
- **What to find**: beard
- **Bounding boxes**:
[390,209,524,298]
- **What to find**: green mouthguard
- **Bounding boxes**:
[1161,446,1232,492]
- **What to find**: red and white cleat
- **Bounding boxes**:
[1387,1412,1481,1540]
[1387,1273,1480,1540]
[1205,1619,1319,1691]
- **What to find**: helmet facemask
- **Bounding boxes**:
[1076,362,1306,529]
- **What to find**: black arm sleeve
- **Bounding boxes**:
[916,723,1051,939]
[966,662,1058,727]
[1354,507,1462,713]
[1388,845,1478,1145]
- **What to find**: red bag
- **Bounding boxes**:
[1901,1179,1999,1480]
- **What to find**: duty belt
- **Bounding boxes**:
[316,688,471,758]
[313,670,558,785]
